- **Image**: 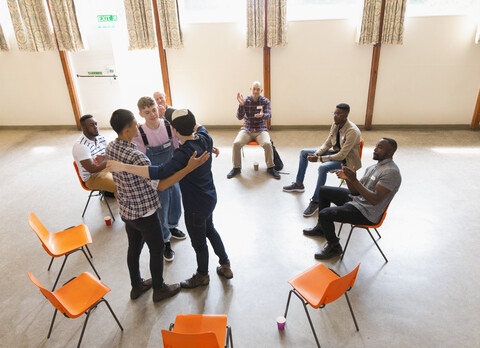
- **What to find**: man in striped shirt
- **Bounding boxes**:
[72,115,117,196]
[228,81,280,179]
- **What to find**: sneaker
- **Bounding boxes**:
[303,200,319,217]
[314,242,343,260]
[227,168,241,179]
[267,167,281,179]
[170,227,186,240]
[153,282,181,302]
[283,182,305,192]
[216,262,233,279]
[180,272,210,289]
[303,224,324,237]
[164,242,175,262]
[130,278,152,300]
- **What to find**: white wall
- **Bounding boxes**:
[0,14,479,127]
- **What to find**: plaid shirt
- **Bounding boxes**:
[236,95,271,133]
[106,139,160,221]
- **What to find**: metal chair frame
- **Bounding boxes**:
[341,225,388,263]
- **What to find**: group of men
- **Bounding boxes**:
[229,81,401,261]
[72,81,402,302]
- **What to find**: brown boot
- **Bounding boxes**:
[153,283,181,302]
[180,272,210,288]
[130,278,152,300]
[216,262,233,279]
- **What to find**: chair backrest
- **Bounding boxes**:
[161,330,220,348]
[28,272,67,314]
[73,161,91,191]
[359,138,364,159]
[28,212,54,254]
[321,263,360,306]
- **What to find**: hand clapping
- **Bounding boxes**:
[236,92,245,106]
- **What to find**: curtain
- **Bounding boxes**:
[49,0,84,51]
[266,0,287,47]
[7,0,56,51]
[0,25,9,51]
[358,0,407,45]
[124,0,156,50]
[247,0,287,48]
[156,0,182,49]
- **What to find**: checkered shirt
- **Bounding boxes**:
[236,95,271,133]
[106,139,160,221]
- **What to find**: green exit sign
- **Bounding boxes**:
[97,15,117,22]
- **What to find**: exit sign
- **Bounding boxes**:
[97,15,117,22]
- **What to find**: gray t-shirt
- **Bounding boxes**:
[348,158,401,223]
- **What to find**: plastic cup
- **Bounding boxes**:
[276,316,286,330]
[104,216,112,226]
[253,162,259,171]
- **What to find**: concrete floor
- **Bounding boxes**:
[1,126,479,347]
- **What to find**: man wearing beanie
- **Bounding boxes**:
[107,109,233,289]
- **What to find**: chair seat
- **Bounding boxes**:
[173,314,227,348]
[247,141,259,146]
[54,272,110,318]
[288,264,339,308]
[48,225,92,256]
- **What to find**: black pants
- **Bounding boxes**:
[123,212,164,290]
[317,186,373,244]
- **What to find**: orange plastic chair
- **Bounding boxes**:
[338,138,364,187]
[162,314,233,348]
[28,271,123,348]
[338,201,392,263]
[28,212,100,291]
[73,161,115,221]
[283,263,360,348]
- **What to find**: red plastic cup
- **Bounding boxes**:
[276,316,286,330]
[104,216,112,226]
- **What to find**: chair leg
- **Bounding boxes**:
[225,325,233,348]
[169,323,174,331]
[102,298,124,331]
[101,192,116,221]
[302,302,321,348]
[77,307,94,348]
[47,308,58,338]
[81,247,101,279]
[283,290,294,318]
[52,255,69,291]
[340,226,355,261]
[344,292,359,331]
[374,228,381,239]
[366,228,388,263]
[82,191,94,218]
[85,245,93,259]
[48,256,55,271]
[338,223,344,236]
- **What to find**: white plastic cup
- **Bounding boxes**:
[276,316,286,330]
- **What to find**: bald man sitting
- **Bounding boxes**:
[228,81,280,179]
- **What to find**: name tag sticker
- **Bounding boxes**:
[371,175,376,180]
[257,106,263,110]
[164,142,171,148]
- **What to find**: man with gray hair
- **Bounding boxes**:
[228,81,280,179]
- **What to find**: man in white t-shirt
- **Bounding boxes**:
[72,115,117,196]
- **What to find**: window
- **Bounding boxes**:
[287,0,361,21]
[179,0,245,23]
[406,0,478,17]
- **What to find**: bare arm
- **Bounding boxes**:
[340,165,391,205]
[107,160,150,178]
[80,155,107,173]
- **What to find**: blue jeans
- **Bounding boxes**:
[184,212,229,276]
[146,142,182,242]
[295,149,344,202]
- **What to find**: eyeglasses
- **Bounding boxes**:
[332,112,345,116]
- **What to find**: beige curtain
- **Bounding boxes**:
[49,0,84,51]
[124,0,156,50]
[358,0,407,45]
[7,0,56,51]
[0,25,9,52]
[156,0,183,49]
[247,0,287,48]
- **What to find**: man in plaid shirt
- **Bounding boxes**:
[227,81,280,179]
[106,109,209,302]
